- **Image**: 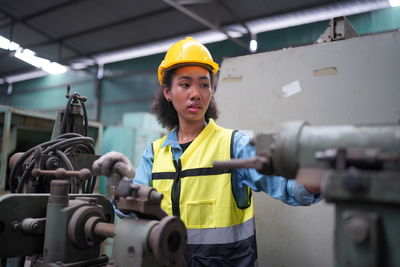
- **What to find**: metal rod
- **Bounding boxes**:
[94,222,115,238]
[32,168,92,181]
[213,157,267,170]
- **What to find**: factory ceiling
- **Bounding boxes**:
[0,0,391,82]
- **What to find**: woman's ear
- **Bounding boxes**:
[163,86,171,101]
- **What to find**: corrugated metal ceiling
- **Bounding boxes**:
[0,0,390,80]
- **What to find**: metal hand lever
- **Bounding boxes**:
[32,167,92,181]
[213,156,271,175]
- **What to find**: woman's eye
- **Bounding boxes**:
[201,83,210,88]
[180,83,190,88]
[179,83,190,88]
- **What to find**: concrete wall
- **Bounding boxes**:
[214,31,400,267]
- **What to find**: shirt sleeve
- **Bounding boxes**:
[132,144,154,186]
[232,131,322,206]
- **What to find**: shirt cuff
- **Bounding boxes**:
[112,199,137,219]
[293,183,323,205]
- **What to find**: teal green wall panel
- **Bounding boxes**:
[101,72,158,102]
[106,54,163,75]
[12,69,96,93]
[10,80,95,112]
[0,85,9,105]
[257,21,328,51]
[100,101,151,126]
[349,7,400,35]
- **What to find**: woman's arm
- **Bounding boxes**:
[132,144,154,186]
[232,131,321,206]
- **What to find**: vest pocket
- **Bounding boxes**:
[185,199,216,228]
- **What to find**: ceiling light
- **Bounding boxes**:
[249,33,258,53]
[249,39,257,52]
[15,48,50,68]
[389,0,400,6]
[0,36,20,51]
[42,62,68,74]
[14,48,67,74]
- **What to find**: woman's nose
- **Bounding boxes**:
[189,86,201,100]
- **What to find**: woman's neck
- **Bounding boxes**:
[177,119,207,144]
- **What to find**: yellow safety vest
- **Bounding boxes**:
[151,119,255,246]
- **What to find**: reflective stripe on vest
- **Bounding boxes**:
[151,119,255,245]
[187,217,255,244]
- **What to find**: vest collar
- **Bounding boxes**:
[161,119,217,149]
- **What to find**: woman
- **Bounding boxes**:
[131,37,321,266]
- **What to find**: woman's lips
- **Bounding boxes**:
[187,105,202,112]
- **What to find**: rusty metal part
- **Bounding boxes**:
[149,216,187,267]
[68,205,106,249]
[115,182,167,220]
[75,196,98,205]
[9,152,25,170]
[21,218,46,235]
[45,156,62,170]
[49,180,70,205]
[94,222,115,238]
[84,216,108,247]
[32,167,92,181]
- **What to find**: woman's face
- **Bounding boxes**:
[164,65,212,125]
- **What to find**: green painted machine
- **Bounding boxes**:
[0,178,186,267]
[215,121,400,267]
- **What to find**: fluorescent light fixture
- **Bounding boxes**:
[14,48,67,74]
[0,36,20,51]
[70,58,96,70]
[0,34,67,78]
[15,48,50,68]
[389,0,400,6]
[249,39,258,52]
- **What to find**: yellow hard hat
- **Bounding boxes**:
[158,37,219,85]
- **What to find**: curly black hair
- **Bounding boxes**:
[151,67,219,130]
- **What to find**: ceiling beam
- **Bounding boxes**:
[162,0,250,51]
[20,7,174,51]
[216,0,252,36]
[0,0,87,29]
[0,6,86,59]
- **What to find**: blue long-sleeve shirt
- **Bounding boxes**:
[132,127,321,208]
